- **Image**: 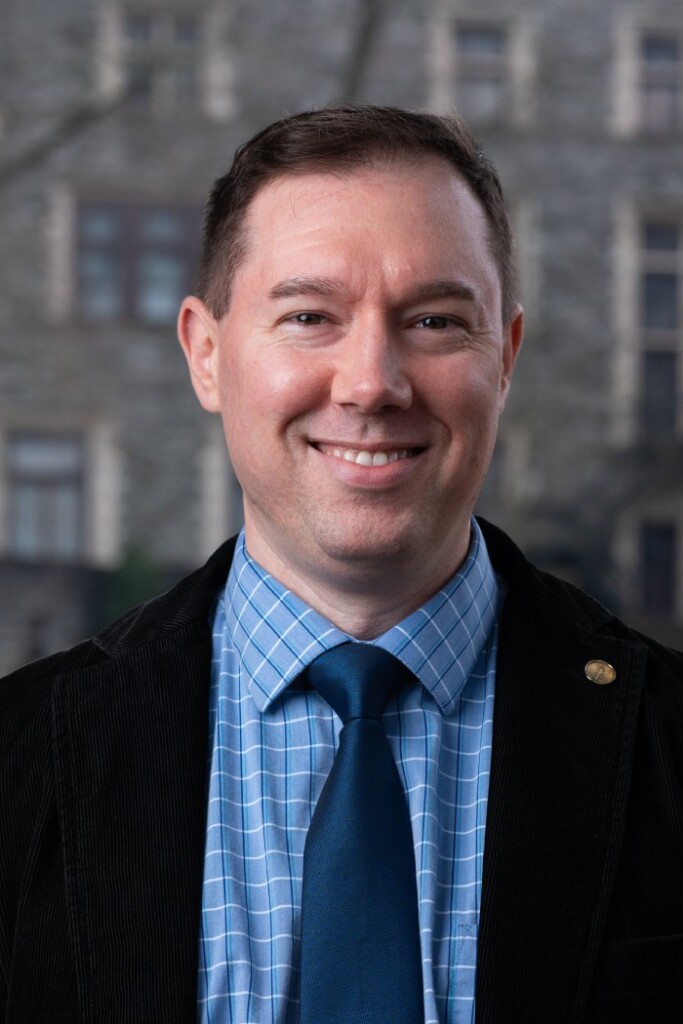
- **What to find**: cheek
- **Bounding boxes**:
[468,371,505,424]
[220,348,330,442]
[432,359,504,432]
[264,362,327,415]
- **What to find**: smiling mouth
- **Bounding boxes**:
[314,443,424,466]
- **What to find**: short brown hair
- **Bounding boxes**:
[197,103,518,322]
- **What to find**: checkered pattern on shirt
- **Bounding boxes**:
[199,519,503,1024]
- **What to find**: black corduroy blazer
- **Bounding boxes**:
[1,520,682,1023]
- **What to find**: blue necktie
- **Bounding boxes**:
[298,643,424,1024]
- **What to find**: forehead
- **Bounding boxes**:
[248,156,488,242]
[232,157,499,301]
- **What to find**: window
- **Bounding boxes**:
[6,434,84,560]
[122,7,202,111]
[640,33,683,133]
[641,351,677,437]
[454,24,509,122]
[640,521,677,615]
[638,219,681,439]
[428,9,535,128]
[77,200,200,325]
[96,4,234,122]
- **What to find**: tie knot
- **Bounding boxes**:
[304,643,414,723]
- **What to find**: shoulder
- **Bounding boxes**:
[0,536,237,908]
[480,518,683,840]
[0,536,238,725]
[478,516,683,684]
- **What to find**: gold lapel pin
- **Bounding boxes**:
[584,660,617,686]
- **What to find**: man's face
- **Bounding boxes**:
[180,158,522,601]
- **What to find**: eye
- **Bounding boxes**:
[415,315,458,330]
[288,312,327,326]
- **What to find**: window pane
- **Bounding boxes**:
[9,435,82,477]
[458,77,505,120]
[53,485,82,556]
[136,251,185,323]
[80,250,125,320]
[80,208,121,244]
[640,522,677,615]
[12,485,40,555]
[641,351,677,438]
[642,272,678,329]
[641,83,679,131]
[11,484,81,558]
[139,209,187,243]
[642,36,680,63]
[457,27,505,56]
[169,64,198,104]
[124,11,153,44]
[126,60,154,102]
[174,14,198,45]
[8,436,83,559]
[642,222,679,252]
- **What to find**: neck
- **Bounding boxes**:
[242,523,471,640]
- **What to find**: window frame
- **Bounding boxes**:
[453,22,511,125]
[637,216,683,440]
[428,4,537,129]
[75,197,202,327]
[613,15,683,137]
[639,31,683,134]
[119,5,204,114]
[5,431,85,562]
[639,519,678,616]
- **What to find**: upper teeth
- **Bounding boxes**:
[320,446,411,466]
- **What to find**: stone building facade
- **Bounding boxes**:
[1,0,682,673]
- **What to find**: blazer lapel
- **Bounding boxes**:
[52,621,213,1022]
[475,584,646,1023]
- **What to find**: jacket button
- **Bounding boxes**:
[584,660,617,685]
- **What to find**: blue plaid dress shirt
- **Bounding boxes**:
[199,519,503,1024]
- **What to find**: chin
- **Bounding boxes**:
[312,520,422,570]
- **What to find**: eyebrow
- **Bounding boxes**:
[405,280,477,304]
[269,277,343,300]
[268,276,478,304]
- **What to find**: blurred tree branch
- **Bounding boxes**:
[0,90,126,188]
[339,0,389,100]
[0,0,392,188]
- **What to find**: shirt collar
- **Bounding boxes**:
[223,519,502,716]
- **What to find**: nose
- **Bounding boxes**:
[330,320,412,413]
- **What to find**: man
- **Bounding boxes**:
[1,105,681,1024]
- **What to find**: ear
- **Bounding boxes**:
[499,304,524,408]
[177,296,222,413]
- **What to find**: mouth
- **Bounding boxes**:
[313,443,425,466]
